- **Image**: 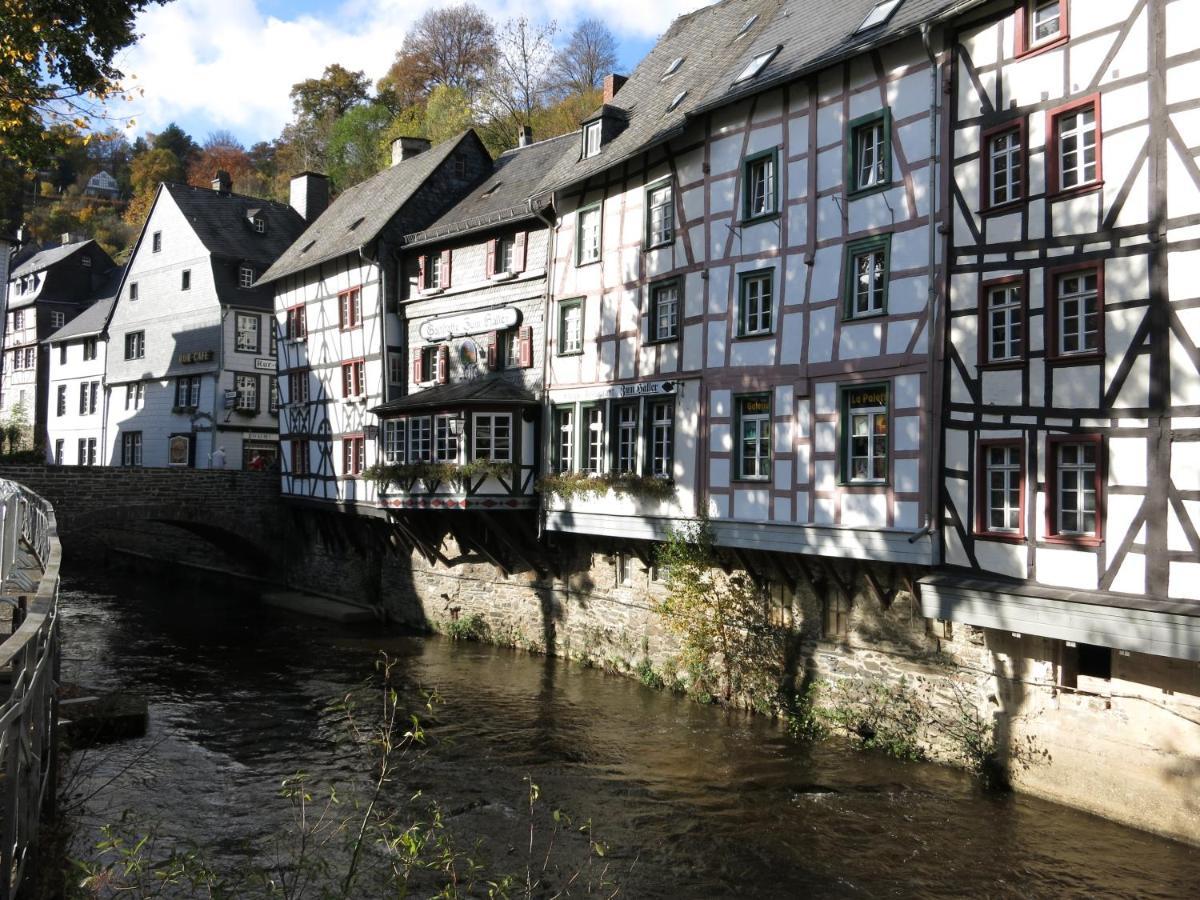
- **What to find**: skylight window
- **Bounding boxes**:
[733,46,781,84]
[857,0,903,32]
[300,240,316,254]
[348,216,365,231]
[481,182,503,198]
[735,14,758,39]
[667,90,688,112]
[663,56,684,78]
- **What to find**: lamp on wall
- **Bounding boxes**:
[364,424,379,440]
[446,413,466,439]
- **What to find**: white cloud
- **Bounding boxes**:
[112,0,708,144]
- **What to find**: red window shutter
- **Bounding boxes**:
[441,249,452,288]
[412,348,423,383]
[417,255,426,291]
[514,231,527,273]
[338,293,345,329]
[486,330,498,369]
[518,325,533,368]
[436,344,449,384]
[486,239,497,276]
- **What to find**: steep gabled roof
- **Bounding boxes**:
[259,131,487,285]
[44,295,116,344]
[403,133,577,248]
[162,182,306,269]
[10,240,92,279]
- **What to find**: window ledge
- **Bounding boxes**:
[979,359,1026,371]
[974,531,1027,545]
[575,258,601,268]
[1043,534,1102,548]
[422,287,446,297]
[489,271,517,282]
[288,335,308,344]
[645,335,680,346]
[1015,34,1069,60]
[846,182,894,201]
[739,211,780,227]
[1046,351,1103,367]
[345,395,367,404]
[644,239,674,252]
[557,350,584,358]
[979,200,1025,218]
[733,330,775,340]
[1048,180,1104,202]
[842,310,887,323]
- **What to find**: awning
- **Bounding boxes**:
[919,572,1200,662]
[373,375,539,416]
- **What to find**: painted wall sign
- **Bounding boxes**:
[179,350,214,364]
[244,431,278,442]
[223,389,237,409]
[741,396,771,415]
[612,380,676,399]
[254,358,277,371]
[847,386,887,408]
[419,307,519,341]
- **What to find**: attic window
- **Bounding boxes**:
[253,217,266,233]
[735,14,758,39]
[348,216,365,231]
[481,182,503,198]
[300,240,316,254]
[734,46,781,84]
[667,91,688,112]
[857,0,903,32]
[663,56,684,78]
[239,264,255,288]
[454,154,468,178]
[81,256,92,267]
[583,121,602,159]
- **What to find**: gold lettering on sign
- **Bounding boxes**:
[742,397,771,415]
[848,387,887,408]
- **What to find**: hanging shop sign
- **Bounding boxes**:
[419,307,520,342]
[611,380,676,399]
[254,358,277,371]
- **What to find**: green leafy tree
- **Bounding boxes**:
[150,122,199,167]
[123,146,181,228]
[286,63,371,172]
[326,102,393,189]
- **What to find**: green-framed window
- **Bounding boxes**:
[846,108,893,196]
[558,298,584,355]
[735,394,772,480]
[612,401,640,473]
[741,148,779,221]
[582,403,605,473]
[552,405,576,473]
[647,399,675,478]
[738,269,774,336]
[645,178,674,247]
[649,278,681,342]
[840,383,889,484]
[843,234,891,320]
[575,201,602,265]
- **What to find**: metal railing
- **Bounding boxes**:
[0,480,61,900]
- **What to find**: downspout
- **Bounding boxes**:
[920,22,945,566]
[528,194,557,541]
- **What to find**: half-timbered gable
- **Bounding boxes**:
[534,0,966,566]
[926,0,1200,659]
[262,132,492,509]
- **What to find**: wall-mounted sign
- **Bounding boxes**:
[179,350,214,364]
[741,396,771,415]
[612,380,676,399]
[254,358,277,371]
[244,431,278,442]
[419,307,519,342]
[847,386,887,408]
[223,389,237,409]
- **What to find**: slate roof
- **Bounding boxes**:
[44,295,115,344]
[10,241,90,279]
[533,0,985,197]
[259,131,484,285]
[373,375,538,415]
[403,133,577,248]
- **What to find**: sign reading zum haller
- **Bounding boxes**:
[613,380,675,398]
[419,307,519,342]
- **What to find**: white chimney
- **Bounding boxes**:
[518,126,533,148]
[391,137,432,167]
[289,172,330,223]
[212,170,232,194]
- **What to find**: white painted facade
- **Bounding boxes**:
[46,333,106,465]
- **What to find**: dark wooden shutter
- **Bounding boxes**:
[518,325,533,368]
[436,344,449,384]
[441,249,452,288]
[514,231,527,273]
[486,239,497,276]
[417,255,426,291]
[486,331,498,369]
[412,348,423,383]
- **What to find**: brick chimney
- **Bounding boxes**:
[518,125,533,148]
[602,74,627,103]
[212,171,232,194]
[391,136,432,167]
[289,172,330,223]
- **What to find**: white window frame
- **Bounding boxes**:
[737,396,771,481]
[121,431,143,467]
[473,413,512,463]
[615,403,639,474]
[409,417,432,462]
[1056,441,1097,536]
[734,47,779,84]
[1028,0,1063,47]
[745,154,776,219]
[576,204,601,265]
[234,374,258,411]
[433,414,459,463]
[1057,104,1097,190]
[847,405,889,483]
[239,265,255,288]
[856,121,887,190]
[857,0,903,32]
[235,313,260,352]
[649,400,673,478]
[1057,270,1099,355]
[559,300,583,355]
[50,311,65,329]
[989,129,1023,207]
[583,406,604,473]
[739,272,773,336]
[583,121,602,158]
[555,407,575,473]
[987,285,1023,363]
[647,181,674,247]
[851,248,887,318]
[651,281,680,342]
[383,419,406,464]
[125,331,144,360]
[984,444,1022,534]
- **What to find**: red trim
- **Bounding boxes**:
[977,274,1028,369]
[979,118,1028,215]
[341,358,365,397]
[286,304,307,339]
[1045,92,1102,198]
[1045,261,1105,364]
[338,286,362,330]
[290,439,310,476]
[1044,433,1104,547]
[1014,0,1070,59]
[342,433,365,477]
[975,438,1026,542]
[287,367,310,404]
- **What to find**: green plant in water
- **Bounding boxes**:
[445,613,490,642]
[783,680,828,742]
[821,676,927,761]
[636,659,664,690]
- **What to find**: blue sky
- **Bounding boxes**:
[109,0,698,148]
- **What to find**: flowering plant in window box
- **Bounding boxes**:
[364,460,518,492]
[535,471,676,502]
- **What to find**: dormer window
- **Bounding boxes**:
[667,91,687,112]
[583,121,602,159]
[300,240,315,254]
[348,216,365,232]
[663,57,684,79]
[734,46,780,84]
[253,217,266,233]
[857,0,903,32]
[735,15,758,39]
[81,256,92,268]
[239,264,255,288]
[481,182,502,198]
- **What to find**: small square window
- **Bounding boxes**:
[253,217,266,233]
[576,203,602,264]
[582,121,602,158]
[649,280,680,342]
[124,331,145,360]
[742,150,777,220]
[844,235,891,319]
[848,110,891,194]
[558,299,584,355]
[738,271,773,337]
[239,265,255,288]
[50,311,65,329]
[152,231,162,253]
[181,269,191,291]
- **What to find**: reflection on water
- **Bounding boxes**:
[59,573,1200,898]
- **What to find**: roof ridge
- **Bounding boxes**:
[163,181,297,211]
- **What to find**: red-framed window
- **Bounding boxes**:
[976,439,1025,540]
[980,119,1026,213]
[418,250,452,291]
[1046,94,1101,196]
[288,367,310,405]
[338,287,362,330]
[978,275,1027,368]
[1045,434,1103,545]
[1046,263,1104,362]
[1015,0,1069,58]
[342,359,365,397]
[291,439,310,476]
[286,305,307,340]
[342,434,365,476]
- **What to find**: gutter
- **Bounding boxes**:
[528,194,557,541]
[921,22,945,567]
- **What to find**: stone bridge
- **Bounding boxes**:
[0,465,290,578]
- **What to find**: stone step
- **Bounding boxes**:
[261,591,377,624]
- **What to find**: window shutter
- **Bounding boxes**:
[514,231,527,273]
[412,348,423,383]
[486,239,497,276]
[417,255,426,291]
[441,249,452,288]
[486,331,498,369]
[436,344,449,384]
[518,325,533,368]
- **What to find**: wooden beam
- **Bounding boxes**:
[820,559,855,602]
[862,567,896,609]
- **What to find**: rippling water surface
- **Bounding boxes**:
[58,572,1200,898]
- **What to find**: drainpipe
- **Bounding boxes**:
[528,194,557,541]
[921,23,945,567]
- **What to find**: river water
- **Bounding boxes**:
[57,571,1200,898]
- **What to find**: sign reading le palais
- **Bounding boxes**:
[419,307,519,342]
